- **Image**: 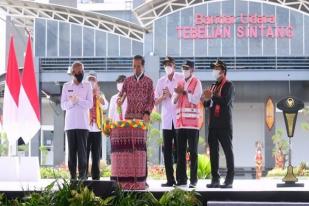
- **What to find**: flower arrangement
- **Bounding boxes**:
[102,119,148,136]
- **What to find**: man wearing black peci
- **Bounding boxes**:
[201,59,235,189]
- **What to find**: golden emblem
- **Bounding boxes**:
[286,98,295,108]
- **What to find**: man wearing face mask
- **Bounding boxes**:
[86,71,109,180]
[172,60,202,188]
[201,59,235,189]
[108,75,127,121]
[155,56,184,187]
[61,61,93,181]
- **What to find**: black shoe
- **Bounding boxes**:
[220,182,233,188]
[161,182,175,187]
[176,181,187,186]
[206,180,220,188]
[189,182,197,188]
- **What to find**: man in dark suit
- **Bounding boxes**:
[201,59,235,188]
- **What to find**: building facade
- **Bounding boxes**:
[1,0,309,173]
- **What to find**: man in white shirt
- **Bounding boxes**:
[108,75,127,121]
[61,61,93,181]
[86,71,109,180]
[155,56,184,187]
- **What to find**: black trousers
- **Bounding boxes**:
[67,129,88,180]
[162,123,177,183]
[208,128,234,183]
[176,128,199,184]
[86,131,102,180]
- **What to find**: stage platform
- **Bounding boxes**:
[1,179,309,204]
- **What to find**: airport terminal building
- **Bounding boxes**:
[0,0,309,174]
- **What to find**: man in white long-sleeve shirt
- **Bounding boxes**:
[155,56,184,187]
[172,60,202,188]
[61,61,93,180]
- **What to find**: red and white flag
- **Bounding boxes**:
[18,36,41,143]
[3,37,21,143]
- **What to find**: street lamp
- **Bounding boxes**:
[277,96,304,187]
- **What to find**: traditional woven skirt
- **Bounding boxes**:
[110,127,147,190]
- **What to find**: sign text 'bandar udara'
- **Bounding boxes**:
[176,13,294,39]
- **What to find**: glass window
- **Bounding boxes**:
[154,17,166,57]
[83,27,94,56]
[47,20,58,57]
[305,17,309,56]
[71,24,82,56]
[290,11,304,56]
[194,4,207,57]
[235,0,249,57]
[107,34,119,57]
[208,3,221,57]
[276,6,289,56]
[263,4,276,56]
[120,37,131,57]
[222,0,235,57]
[167,11,180,57]
[132,41,143,56]
[59,22,70,57]
[35,18,46,57]
[144,32,153,56]
[248,2,262,56]
[95,30,106,56]
[180,8,194,57]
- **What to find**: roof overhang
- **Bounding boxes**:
[0,0,146,42]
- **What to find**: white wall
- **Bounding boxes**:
[41,98,55,125]
[232,103,264,167]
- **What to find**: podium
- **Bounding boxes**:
[106,120,147,190]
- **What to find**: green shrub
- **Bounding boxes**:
[0,182,203,206]
[101,166,112,178]
[40,167,69,179]
[197,154,211,179]
[159,188,202,206]
[106,188,159,206]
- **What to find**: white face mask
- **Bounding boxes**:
[182,70,191,79]
[117,83,123,92]
[164,66,173,75]
[90,80,96,89]
[212,70,221,80]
